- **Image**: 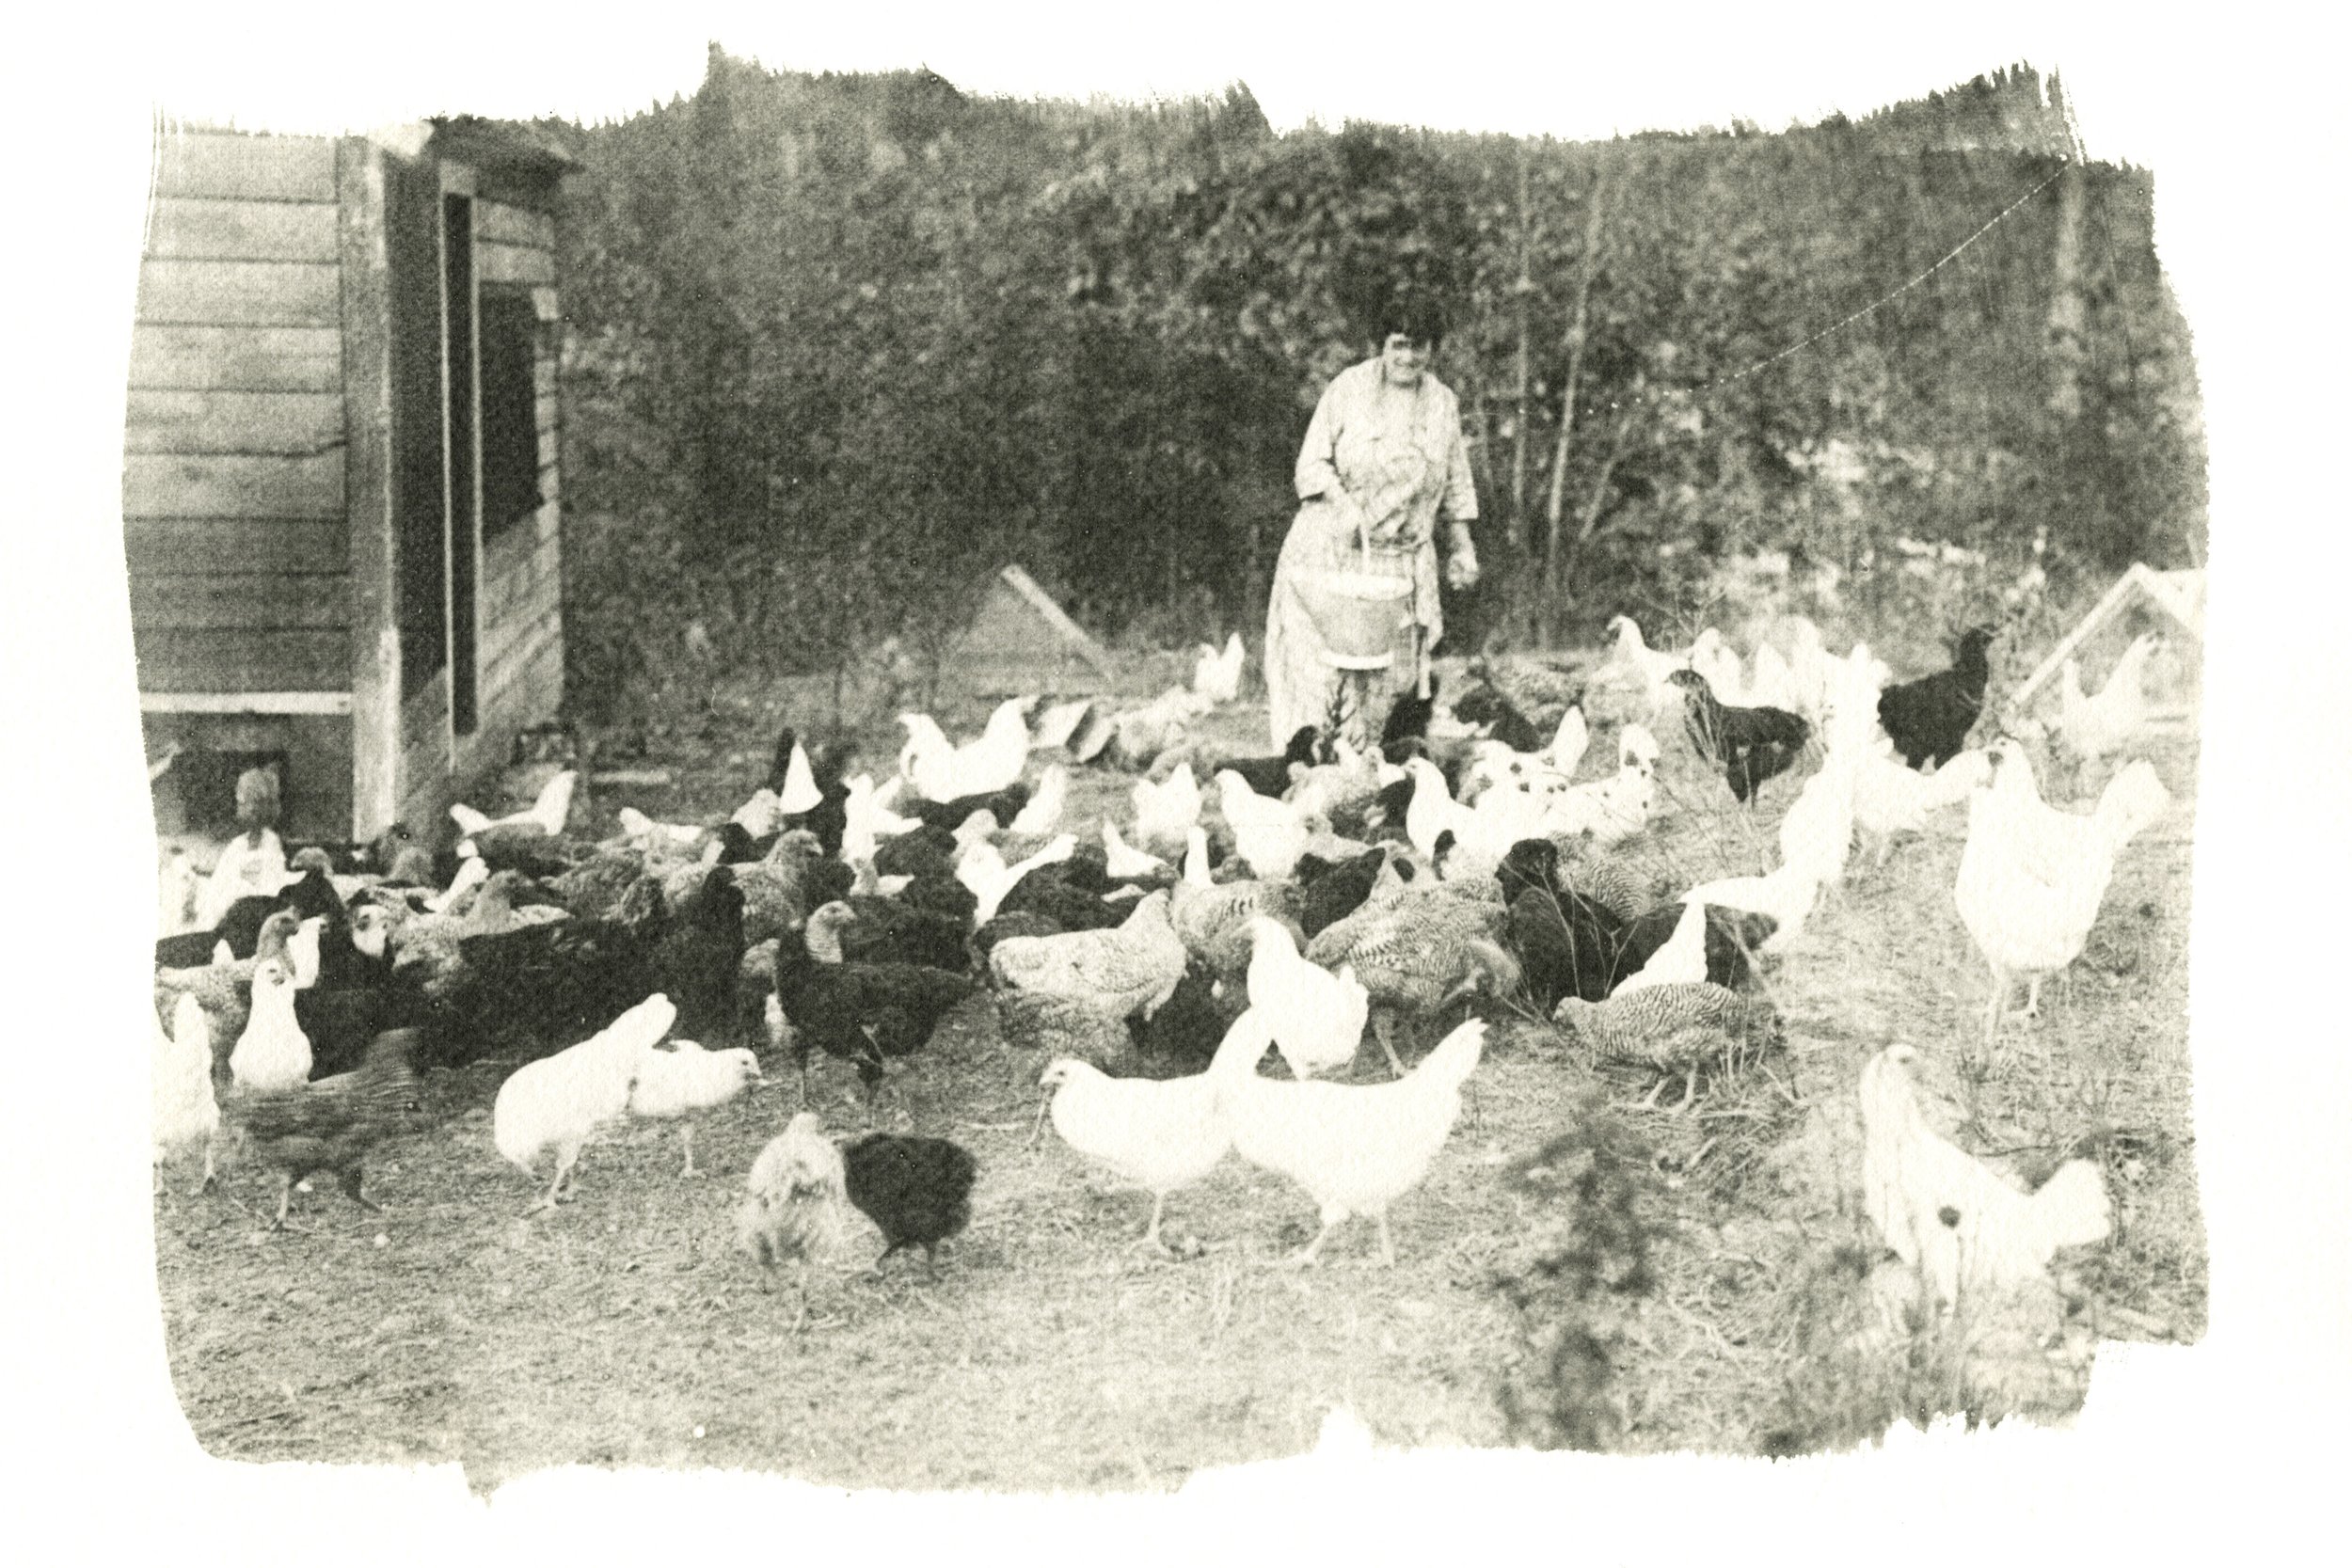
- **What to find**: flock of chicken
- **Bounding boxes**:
[150,605,2176,1323]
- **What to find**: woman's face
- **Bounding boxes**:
[1379,333,1434,387]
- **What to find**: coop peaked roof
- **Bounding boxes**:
[2006,563,2204,720]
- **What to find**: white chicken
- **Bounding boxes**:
[493,993,677,1212]
[196,827,289,931]
[1860,1044,2111,1305]
[1029,697,1094,752]
[1540,774,1650,848]
[1776,748,1859,887]
[957,832,1076,924]
[152,992,219,1192]
[1955,740,2171,1046]
[1682,862,1820,953]
[776,740,826,816]
[1604,614,1689,717]
[736,1111,850,1330]
[617,806,705,853]
[1851,745,1992,865]
[2058,633,2161,765]
[730,786,787,841]
[628,1038,764,1176]
[1546,705,1590,779]
[1245,917,1371,1080]
[1210,1010,1486,1266]
[1101,821,1168,880]
[451,768,578,839]
[1689,627,1752,705]
[840,774,921,864]
[1618,722,1661,777]
[1041,1055,1231,1254]
[1611,899,1707,997]
[1131,762,1202,859]
[900,697,1031,802]
[1193,631,1247,705]
[424,853,489,914]
[1215,769,1311,880]
[1781,616,1834,723]
[1009,765,1068,836]
[1747,641,1803,714]
[228,958,311,1091]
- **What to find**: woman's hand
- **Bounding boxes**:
[1445,534,1481,590]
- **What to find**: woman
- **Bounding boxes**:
[1263,299,1480,751]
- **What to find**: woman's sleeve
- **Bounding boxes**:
[1439,404,1480,526]
[1294,376,1346,502]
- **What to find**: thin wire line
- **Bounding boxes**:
[1609,157,2073,412]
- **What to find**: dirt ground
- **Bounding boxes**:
[151,649,2204,1489]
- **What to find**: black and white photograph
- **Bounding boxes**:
[9,2,2346,1552]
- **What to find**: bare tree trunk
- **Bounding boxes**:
[1510,147,1533,539]
[1539,167,1611,643]
[2046,160,2088,421]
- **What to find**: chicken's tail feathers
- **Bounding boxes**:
[449,803,493,834]
[2029,1158,2113,1252]
[1416,1017,1487,1088]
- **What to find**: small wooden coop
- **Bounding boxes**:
[129,117,572,847]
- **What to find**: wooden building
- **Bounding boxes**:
[130,117,571,846]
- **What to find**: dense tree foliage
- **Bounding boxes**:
[548,53,2203,718]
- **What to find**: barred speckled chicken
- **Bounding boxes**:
[1306,888,1517,1075]
[993,990,1132,1064]
[987,889,1187,1020]
[1169,828,1305,977]
[1552,982,1779,1110]
[735,830,855,947]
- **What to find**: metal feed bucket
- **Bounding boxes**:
[1312,531,1413,671]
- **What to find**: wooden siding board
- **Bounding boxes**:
[147,197,340,261]
[475,202,556,248]
[477,241,555,286]
[339,135,401,841]
[123,451,344,519]
[153,133,337,202]
[137,260,340,326]
[126,520,345,577]
[123,390,345,454]
[131,572,351,630]
[134,627,348,691]
[127,325,342,392]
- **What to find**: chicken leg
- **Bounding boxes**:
[1281,1203,1347,1267]
[1140,1191,1171,1255]
[1372,1012,1406,1079]
[338,1166,381,1212]
[1981,959,2010,1050]
[678,1125,699,1179]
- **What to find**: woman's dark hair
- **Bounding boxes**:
[1375,293,1448,352]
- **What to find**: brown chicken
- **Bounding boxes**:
[223,1029,421,1227]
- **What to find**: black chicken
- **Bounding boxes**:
[992,865,1126,933]
[840,1133,977,1275]
[433,878,666,1065]
[827,895,972,974]
[1295,847,1387,939]
[1127,959,1244,1073]
[1450,676,1544,752]
[1217,725,1329,800]
[650,863,748,1042]
[1877,625,1998,769]
[1667,669,1812,804]
[906,783,1032,835]
[872,824,961,880]
[1506,880,1779,1008]
[1379,673,1441,759]
[771,924,979,1099]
